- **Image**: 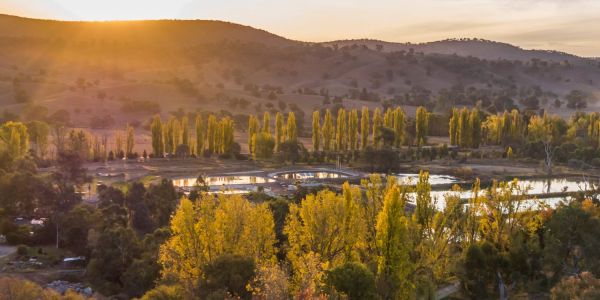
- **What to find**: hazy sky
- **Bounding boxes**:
[2,0,600,56]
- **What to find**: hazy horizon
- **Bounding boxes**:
[2,0,600,57]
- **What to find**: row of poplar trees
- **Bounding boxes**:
[312,106,430,152]
[150,114,234,157]
[247,111,297,159]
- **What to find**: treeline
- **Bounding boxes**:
[150,114,236,158]
[141,173,600,299]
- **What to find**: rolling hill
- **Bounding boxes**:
[0,14,598,128]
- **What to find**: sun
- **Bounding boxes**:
[53,0,191,21]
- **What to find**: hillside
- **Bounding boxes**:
[323,38,585,62]
[0,14,599,129]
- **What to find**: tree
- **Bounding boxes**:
[248,115,260,155]
[285,183,365,291]
[195,114,204,156]
[250,262,290,299]
[253,132,275,159]
[125,124,134,156]
[528,114,561,175]
[361,107,370,150]
[87,225,141,294]
[263,112,271,134]
[0,121,29,158]
[322,109,334,152]
[312,110,320,152]
[469,108,481,148]
[159,195,277,297]
[458,107,469,147]
[207,115,217,154]
[181,116,189,147]
[376,185,414,299]
[326,262,377,300]
[336,108,347,151]
[150,115,163,157]
[275,112,284,152]
[200,254,256,300]
[415,106,429,146]
[551,272,600,300]
[372,108,383,149]
[348,109,359,152]
[565,90,588,110]
[393,107,406,148]
[286,112,297,142]
[27,120,49,158]
[543,201,600,282]
[449,108,459,146]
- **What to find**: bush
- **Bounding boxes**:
[17,244,28,256]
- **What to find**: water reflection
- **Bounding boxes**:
[172,176,274,187]
[275,172,349,180]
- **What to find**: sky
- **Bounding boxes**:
[2,0,600,57]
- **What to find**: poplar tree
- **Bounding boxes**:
[312,110,320,152]
[322,109,334,152]
[262,112,271,134]
[126,124,134,156]
[458,107,470,147]
[384,108,394,128]
[415,106,429,146]
[275,112,284,152]
[361,107,369,150]
[393,107,406,148]
[115,130,124,157]
[376,185,413,299]
[150,115,163,157]
[27,120,49,158]
[468,108,481,148]
[0,121,29,158]
[207,115,217,154]
[286,112,297,142]
[181,117,189,146]
[449,108,459,146]
[195,114,204,156]
[372,108,383,149]
[348,109,359,152]
[248,115,259,155]
[336,108,347,152]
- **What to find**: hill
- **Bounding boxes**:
[0,14,599,129]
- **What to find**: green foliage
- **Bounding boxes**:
[326,262,378,300]
[200,254,256,300]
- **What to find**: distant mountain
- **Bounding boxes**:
[0,14,295,47]
[322,39,585,62]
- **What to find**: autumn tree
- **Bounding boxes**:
[336,108,347,152]
[150,115,163,157]
[372,108,383,149]
[0,121,29,158]
[159,195,277,297]
[376,184,414,299]
[322,109,334,152]
[275,112,284,152]
[126,124,135,156]
[263,112,271,134]
[27,120,49,158]
[348,109,359,152]
[361,107,370,150]
[393,107,406,148]
[285,183,365,292]
[286,112,297,142]
[248,115,260,155]
[415,106,429,146]
[195,114,204,156]
[312,110,320,152]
